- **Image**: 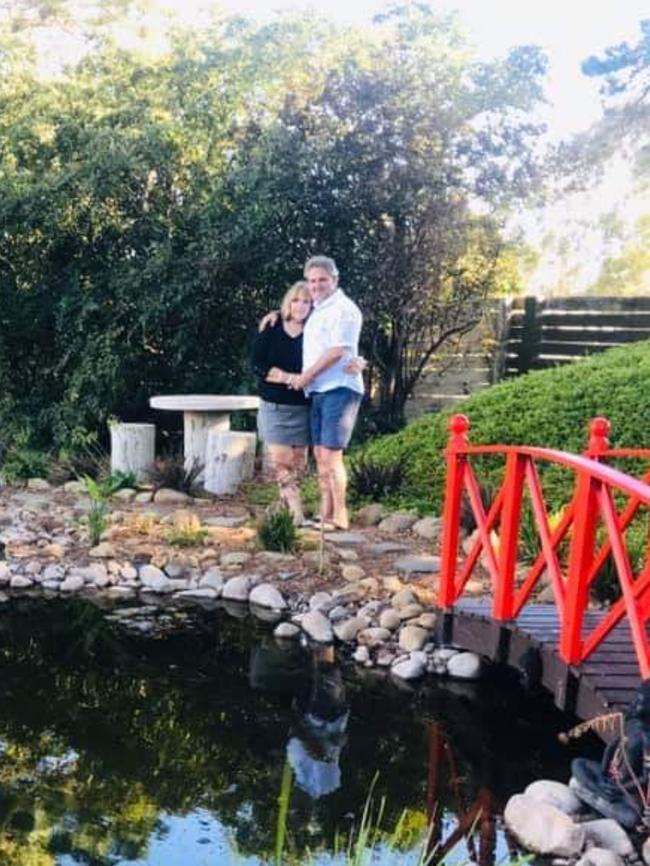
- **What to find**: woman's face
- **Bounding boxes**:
[306,267,337,304]
[290,292,311,323]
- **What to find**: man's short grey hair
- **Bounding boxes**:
[304,255,339,281]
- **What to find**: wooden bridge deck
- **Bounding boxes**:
[436,601,640,725]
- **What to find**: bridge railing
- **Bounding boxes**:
[438,415,650,679]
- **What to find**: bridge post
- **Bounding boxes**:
[495,452,526,620]
[439,415,470,608]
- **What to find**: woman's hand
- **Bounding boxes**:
[258,310,280,332]
[343,355,368,374]
[265,366,288,383]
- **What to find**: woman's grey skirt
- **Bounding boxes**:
[257,400,311,446]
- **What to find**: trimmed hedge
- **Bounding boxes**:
[359,340,650,514]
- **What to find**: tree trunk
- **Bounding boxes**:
[109,423,156,481]
[204,430,257,496]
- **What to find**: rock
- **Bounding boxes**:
[394,555,441,575]
[379,608,401,630]
[112,488,136,502]
[25,560,43,575]
[120,564,138,580]
[357,627,391,647]
[42,564,65,582]
[323,531,366,545]
[581,819,634,856]
[504,794,585,857]
[415,613,437,630]
[576,849,624,866]
[355,503,385,527]
[328,605,349,623]
[274,622,301,639]
[366,542,410,556]
[309,591,333,612]
[335,547,359,562]
[447,652,482,680]
[332,584,367,604]
[204,515,249,528]
[257,551,296,564]
[354,645,370,664]
[412,516,443,541]
[433,647,459,662]
[0,563,10,584]
[89,542,116,559]
[222,575,253,602]
[301,610,334,643]
[60,575,85,593]
[391,654,426,680]
[199,568,224,594]
[153,488,191,504]
[391,589,418,609]
[399,625,429,652]
[10,575,33,589]
[221,551,251,567]
[27,478,51,491]
[341,564,365,582]
[376,648,397,667]
[134,491,154,503]
[397,603,425,620]
[44,543,65,559]
[334,616,369,643]
[175,588,218,600]
[139,565,173,593]
[249,583,287,610]
[378,512,419,533]
[524,780,583,816]
[64,480,86,494]
[164,561,185,578]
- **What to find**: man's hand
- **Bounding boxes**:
[287,373,309,391]
[344,355,367,374]
[258,310,279,332]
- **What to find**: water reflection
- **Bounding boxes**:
[0,597,598,865]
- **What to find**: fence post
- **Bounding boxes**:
[494,451,526,620]
[517,296,541,375]
[585,416,610,457]
[439,414,469,608]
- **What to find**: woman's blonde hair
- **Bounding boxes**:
[280,280,311,321]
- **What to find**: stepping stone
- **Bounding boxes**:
[204,515,249,528]
[324,531,366,545]
[394,555,441,574]
[365,542,409,556]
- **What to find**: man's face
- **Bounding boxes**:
[307,267,337,304]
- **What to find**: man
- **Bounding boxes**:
[285,255,363,531]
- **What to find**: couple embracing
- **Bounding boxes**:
[252,255,364,531]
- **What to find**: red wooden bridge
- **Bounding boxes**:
[436,415,650,724]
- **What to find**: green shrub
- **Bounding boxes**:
[147,455,202,494]
[0,429,50,483]
[348,454,409,502]
[166,527,209,547]
[258,506,299,553]
[358,340,650,514]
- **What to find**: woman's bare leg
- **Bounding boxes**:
[268,444,304,523]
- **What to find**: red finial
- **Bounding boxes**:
[448,414,470,449]
[588,417,610,454]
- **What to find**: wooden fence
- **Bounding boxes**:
[499,296,650,377]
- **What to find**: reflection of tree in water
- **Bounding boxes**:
[0,598,591,865]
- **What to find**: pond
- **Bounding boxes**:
[0,597,599,866]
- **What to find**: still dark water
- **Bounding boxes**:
[0,597,598,866]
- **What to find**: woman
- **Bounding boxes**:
[252,281,312,524]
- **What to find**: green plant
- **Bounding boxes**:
[147,455,202,494]
[591,517,650,604]
[54,428,110,482]
[83,476,110,546]
[0,429,50,483]
[258,506,299,553]
[348,454,409,502]
[166,526,209,547]
[359,340,650,516]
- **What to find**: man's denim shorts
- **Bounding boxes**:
[310,387,362,449]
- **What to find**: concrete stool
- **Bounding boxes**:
[109,422,155,481]
[204,430,256,496]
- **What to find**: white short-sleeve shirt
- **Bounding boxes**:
[302,289,364,395]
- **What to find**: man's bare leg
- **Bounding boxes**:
[314,445,334,522]
[327,448,349,529]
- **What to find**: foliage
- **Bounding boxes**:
[54,428,110,482]
[0,0,547,447]
[348,454,409,503]
[83,475,110,546]
[588,214,650,295]
[166,526,209,547]
[0,430,50,483]
[258,505,299,553]
[147,455,201,494]
[357,339,650,515]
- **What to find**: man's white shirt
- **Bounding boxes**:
[302,289,364,396]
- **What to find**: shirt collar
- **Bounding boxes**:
[313,288,342,311]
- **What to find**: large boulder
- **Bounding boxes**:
[576,849,624,866]
[581,819,634,857]
[249,583,287,610]
[524,780,583,816]
[504,794,585,857]
[301,611,334,643]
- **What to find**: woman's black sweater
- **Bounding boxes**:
[251,320,309,405]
